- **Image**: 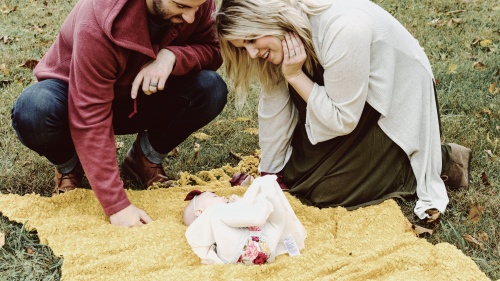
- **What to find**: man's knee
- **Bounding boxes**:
[11,82,69,145]
[197,70,228,109]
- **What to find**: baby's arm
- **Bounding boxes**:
[220,178,277,227]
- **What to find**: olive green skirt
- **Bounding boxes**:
[281,103,452,210]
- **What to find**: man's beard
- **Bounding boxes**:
[151,0,179,26]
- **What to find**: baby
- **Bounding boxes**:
[183,175,307,265]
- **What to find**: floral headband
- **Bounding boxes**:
[184,190,204,215]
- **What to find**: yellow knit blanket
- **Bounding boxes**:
[0,161,489,281]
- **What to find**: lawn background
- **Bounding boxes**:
[0,0,499,280]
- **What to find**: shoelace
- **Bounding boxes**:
[57,173,77,187]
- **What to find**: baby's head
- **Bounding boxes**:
[183,190,229,226]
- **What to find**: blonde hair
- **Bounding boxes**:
[215,0,330,109]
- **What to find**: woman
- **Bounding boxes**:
[215,0,471,220]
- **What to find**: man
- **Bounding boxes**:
[11,0,227,227]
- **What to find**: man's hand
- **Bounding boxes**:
[109,204,153,227]
[131,48,176,99]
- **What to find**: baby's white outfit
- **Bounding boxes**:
[185,175,307,265]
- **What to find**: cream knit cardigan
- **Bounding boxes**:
[258,0,448,219]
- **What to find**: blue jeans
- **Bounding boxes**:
[11,70,227,170]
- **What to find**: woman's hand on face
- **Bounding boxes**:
[281,32,306,81]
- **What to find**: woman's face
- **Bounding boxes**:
[229,36,283,65]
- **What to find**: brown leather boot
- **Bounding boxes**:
[122,138,173,188]
[441,143,472,190]
[53,162,84,196]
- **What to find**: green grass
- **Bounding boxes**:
[1,0,499,280]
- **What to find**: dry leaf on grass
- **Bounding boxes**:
[405,219,434,237]
[489,81,498,95]
[25,246,35,254]
[115,141,124,151]
[0,232,5,247]
[477,232,489,243]
[1,63,10,76]
[192,132,211,140]
[235,117,251,122]
[425,208,441,224]
[472,61,486,70]
[481,172,491,187]
[1,4,17,14]
[448,64,458,73]
[167,147,180,157]
[18,59,38,70]
[463,234,485,249]
[413,224,434,236]
[193,143,200,158]
[243,128,259,135]
[466,204,483,223]
[479,39,492,47]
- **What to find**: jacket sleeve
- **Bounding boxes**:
[258,81,298,173]
[164,0,223,75]
[68,22,131,216]
[305,14,372,144]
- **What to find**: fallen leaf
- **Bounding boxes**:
[405,219,434,237]
[463,234,485,249]
[489,81,498,95]
[486,132,498,146]
[412,224,434,237]
[167,147,179,157]
[192,132,211,140]
[425,208,441,224]
[481,172,491,187]
[0,232,4,247]
[472,61,486,70]
[25,246,35,254]
[18,59,38,70]
[448,64,458,73]
[472,36,481,46]
[1,63,10,76]
[236,117,251,122]
[193,143,200,158]
[243,128,259,135]
[32,24,45,33]
[466,204,484,223]
[483,108,491,115]
[478,232,488,242]
[0,79,12,87]
[480,39,492,47]
[1,4,17,14]
[446,9,465,15]
[115,141,124,151]
[229,151,242,160]
[1,35,13,44]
